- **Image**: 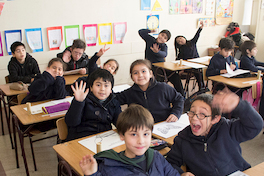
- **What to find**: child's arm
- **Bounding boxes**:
[88,45,110,74]
[79,154,98,176]
[190,23,203,44]
[138,29,154,41]
[53,76,68,99]
[206,57,223,77]
[151,43,168,58]
[167,86,184,121]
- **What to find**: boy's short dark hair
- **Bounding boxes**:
[160,30,171,41]
[219,37,235,50]
[71,39,86,50]
[48,58,66,71]
[104,59,119,73]
[116,104,154,135]
[240,40,256,56]
[88,69,114,89]
[191,94,221,120]
[11,41,25,53]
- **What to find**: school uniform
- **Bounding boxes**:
[166,100,263,176]
[65,92,121,141]
[8,53,40,83]
[22,71,68,104]
[240,55,264,72]
[115,79,184,123]
[89,148,180,176]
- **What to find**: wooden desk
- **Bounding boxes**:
[152,62,192,72]
[243,162,264,175]
[187,58,210,66]
[64,74,87,85]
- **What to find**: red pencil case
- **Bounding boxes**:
[42,102,71,114]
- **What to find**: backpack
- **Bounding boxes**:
[242,81,261,112]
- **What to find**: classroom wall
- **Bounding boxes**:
[0,0,248,85]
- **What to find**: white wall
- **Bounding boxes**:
[0,0,244,85]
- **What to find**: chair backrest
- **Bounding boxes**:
[5,75,9,84]
[17,93,28,105]
[202,68,208,82]
[56,118,68,141]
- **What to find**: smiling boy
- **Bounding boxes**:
[79,104,181,176]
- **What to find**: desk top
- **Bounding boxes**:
[208,75,262,89]
[0,83,28,96]
[187,58,210,66]
[243,162,264,175]
[64,74,87,85]
[152,62,192,71]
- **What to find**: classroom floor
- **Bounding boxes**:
[0,80,263,176]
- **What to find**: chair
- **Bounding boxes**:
[5,75,9,84]
[202,68,209,88]
[56,117,68,142]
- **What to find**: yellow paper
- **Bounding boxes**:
[98,23,112,45]
[152,0,162,11]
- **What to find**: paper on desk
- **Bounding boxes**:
[23,96,73,114]
[171,60,206,69]
[228,170,248,176]
[78,130,125,153]
[153,113,190,138]
[112,84,131,93]
[226,62,234,74]
[188,56,211,63]
[221,69,250,78]
[63,68,82,75]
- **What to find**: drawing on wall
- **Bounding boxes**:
[169,0,180,14]
[83,24,97,46]
[0,33,3,56]
[64,25,80,48]
[206,0,214,16]
[198,18,215,27]
[98,23,112,45]
[180,0,193,14]
[4,29,22,55]
[152,0,162,11]
[192,0,203,13]
[146,14,159,35]
[113,22,127,44]
[141,0,151,10]
[216,0,234,25]
[0,2,4,15]
[47,26,63,50]
[25,28,43,52]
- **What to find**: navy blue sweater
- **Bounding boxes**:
[240,55,264,72]
[166,100,263,176]
[177,28,202,60]
[115,79,184,123]
[206,53,237,77]
[22,71,67,104]
[65,92,121,141]
[138,29,167,63]
[8,53,40,83]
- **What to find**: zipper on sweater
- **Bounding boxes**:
[144,92,147,100]
[204,142,207,152]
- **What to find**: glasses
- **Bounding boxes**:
[73,51,83,56]
[187,111,211,120]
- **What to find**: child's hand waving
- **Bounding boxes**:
[79,154,98,175]
[150,43,161,53]
[97,44,110,57]
[71,81,89,102]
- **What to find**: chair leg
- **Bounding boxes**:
[58,160,72,176]
[0,104,4,135]
[29,135,37,171]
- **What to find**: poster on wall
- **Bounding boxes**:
[64,25,80,48]
[146,15,159,35]
[169,0,180,14]
[198,18,215,27]
[83,24,97,46]
[192,0,203,13]
[141,0,151,10]
[216,0,234,25]
[206,0,214,16]
[0,2,4,15]
[113,22,127,44]
[98,23,112,45]
[0,33,3,56]
[152,0,162,11]
[25,28,43,52]
[4,29,22,55]
[47,26,63,50]
[180,0,193,14]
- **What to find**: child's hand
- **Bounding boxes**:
[79,154,98,176]
[230,63,236,70]
[150,29,158,33]
[46,67,56,79]
[181,172,195,176]
[62,50,71,63]
[166,114,178,122]
[71,81,89,102]
[212,88,239,113]
[97,44,110,57]
[150,43,161,53]
[220,69,227,74]
[79,68,87,75]
[200,21,204,29]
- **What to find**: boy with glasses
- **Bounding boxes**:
[166,89,263,176]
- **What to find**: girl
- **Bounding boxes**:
[22,58,68,104]
[116,59,184,123]
[174,22,204,90]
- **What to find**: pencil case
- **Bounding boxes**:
[150,139,168,150]
[42,102,71,114]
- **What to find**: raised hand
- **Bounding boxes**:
[200,21,204,29]
[62,50,71,63]
[150,43,161,53]
[79,154,98,175]
[71,81,89,102]
[97,44,110,57]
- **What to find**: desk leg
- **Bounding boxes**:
[0,99,4,135]
[12,114,19,168]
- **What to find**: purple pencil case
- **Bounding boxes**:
[42,102,71,114]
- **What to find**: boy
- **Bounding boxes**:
[138,28,184,97]
[206,37,237,77]
[65,69,121,141]
[57,39,109,75]
[166,91,263,176]
[79,104,181,176]
[8,41,40,83]
[240,40,264,72]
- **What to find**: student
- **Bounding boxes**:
[65,69,121,141]
[57,39,108,74]
[240,40,264,72]
[79,104,181,176]
[206,37,237,77]
[138,28,185,97]
[174,22,204,89]
[116,59,184,123]
[8,41,40,83]
[166,91,263,176]
[22,58,68,104]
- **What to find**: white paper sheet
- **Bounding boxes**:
[221,69,250,78]
[112,84,131,93]
[114,23,126,42]
[84,26,97,45]
[226,62,234,74]
[6,32,21,53]
[153,113,190,138]
[26,30,42,51]
[228,170,248,176]
[188,56,211,63]
[66,28,79,47]
[99,25,111,43]
[23,97,73,114]
[48,29,62,48]
[171,60,207,69]
[78,130,125,153]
